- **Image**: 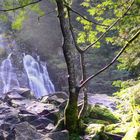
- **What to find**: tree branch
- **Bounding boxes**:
[82,0,134,52]
[38,10,55,21]
[65,5,108,27]
[79,29,140,88]
[0,0,43,12]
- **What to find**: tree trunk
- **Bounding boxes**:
[78,53,88,119]
[55,0,79,133]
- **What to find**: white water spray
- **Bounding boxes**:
[0,53,19,93]
[23,55,55,98]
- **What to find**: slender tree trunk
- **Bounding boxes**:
[78,53,88,118]
[55,0,79,133]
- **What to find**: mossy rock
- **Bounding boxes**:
[86,124,112,140]
[88,105,119,123]
[86,124,105,134]
[122,127,140,140]
[105,123,132,135]
[84,118,110,125]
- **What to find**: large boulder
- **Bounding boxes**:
[41,92,68,110]
[12,88,35,99]
[14,122,43,140]
[85,124,110,140]
[88,104,119,124]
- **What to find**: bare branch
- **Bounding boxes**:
[0,0,43,12]
[65,5,108,27]
[38,10,55,21]
[79,29,140,88]
[83,0,135,52]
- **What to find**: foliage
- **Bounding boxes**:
[0,0,44,30]
[113,79,140,89]
[114,82,140,125]
[122,127,140,140]
[117,38,140,77]
[105,123,131,135]
[76,0,140,82]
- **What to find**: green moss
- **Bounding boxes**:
[85,124,112,140]
[84,118,110,125]
[86,124,105,134]
[105,123,132,135]
[88,105,119,123]
[64,100,79,133]
[69,134,82,140]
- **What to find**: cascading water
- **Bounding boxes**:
[0,53,20,93]
[23,54,55,98]
[0,33,55,97]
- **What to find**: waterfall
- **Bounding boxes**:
[23,55,55,98]
[0,53,20,93]
[0,33,55,97]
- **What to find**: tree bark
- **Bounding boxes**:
[78,53,88,119]
[55,0,79,133]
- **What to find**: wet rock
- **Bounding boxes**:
[41,92,68,106]
[45,123,55,132]
[26,101,57,114]
[4,91,25,105]
[19,113,38,122]
[12,88,35,99]
[0,90,68,140]
[0,103,19,121]
[30,116,54,130]
[0,103,20,139]
[44,111,58,124]
[44,130,69,140]
[14,122,43,140]
[0,130,4,140]
[87,93,116,110]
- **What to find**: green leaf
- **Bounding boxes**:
[81,2,90,8]
[87,8,96,16]
[12,10,27,30]
[77,32,86,44]
[105,37,114,43]
[96,25,106,32]
[29,3,45,16]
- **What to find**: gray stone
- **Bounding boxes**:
[43,130,69,140]
[14,122,43,140]
[0,130,5,140]
[12,88,35,99]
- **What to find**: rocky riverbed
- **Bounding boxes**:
[0,88,116,140]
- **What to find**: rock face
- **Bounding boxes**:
[0,88,68,140]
